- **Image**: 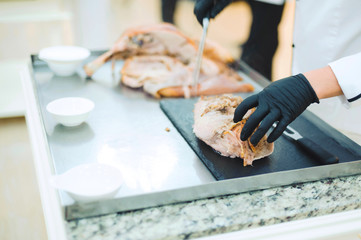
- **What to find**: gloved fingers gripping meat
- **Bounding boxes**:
[193,95,274,166]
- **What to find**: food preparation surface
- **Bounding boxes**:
[29,51,361,221]
[30,50,278,221]
[30,52,217,219]
[160,98,361,180]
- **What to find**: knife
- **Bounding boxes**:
[193,17,210,96]
[273,123,339,165]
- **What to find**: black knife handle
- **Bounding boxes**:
[297,137,339,165]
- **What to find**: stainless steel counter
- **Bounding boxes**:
[29,53,361,221]
[22,59,361,240]
[31,55,219,202]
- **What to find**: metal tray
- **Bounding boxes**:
[29,51,361,220]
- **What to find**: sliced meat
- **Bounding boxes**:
[121,55,187,88]
[196,39,235,64]
[193,95,274,166]
[84,23,198,76]
[156,72,254,98]
[121,55,254,98]
[83,23,237,77]
[83,23,255,99]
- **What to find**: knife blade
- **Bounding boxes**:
[272,123,339,165]
[192,17,209,96]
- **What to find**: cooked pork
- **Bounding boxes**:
[193,95,274,166]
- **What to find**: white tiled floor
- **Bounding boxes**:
[0,1,295,239]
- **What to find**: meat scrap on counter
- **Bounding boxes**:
[84,23,254,98]
[193,95,274,166]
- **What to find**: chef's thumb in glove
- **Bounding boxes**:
[194,0,233,25]
[233,74,319,146]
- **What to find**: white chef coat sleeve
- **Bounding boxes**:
[328,51,361,108]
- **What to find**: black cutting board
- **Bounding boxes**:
[160,98,361,181]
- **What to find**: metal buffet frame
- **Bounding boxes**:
[28,51,361,220]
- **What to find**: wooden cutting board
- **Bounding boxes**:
[160,98,361,181]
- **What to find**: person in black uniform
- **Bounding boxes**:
[161,0,178,24]
[238,0,285,81]
[161,0,285,81]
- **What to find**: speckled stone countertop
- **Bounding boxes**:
[66,174,361,240]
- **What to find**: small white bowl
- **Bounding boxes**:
[39,46,90,76]
[46,97,94,127]
[50,163,122,202]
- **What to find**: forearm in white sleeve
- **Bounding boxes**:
[329,52,361,103]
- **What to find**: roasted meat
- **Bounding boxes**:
[84,23,197,76]
[84,23,236,77]
[120,55,187,89]
[121,55,254,98]
[193,95,274,166]
[84,23,255,98]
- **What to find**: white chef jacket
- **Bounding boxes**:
[292,0,361,135]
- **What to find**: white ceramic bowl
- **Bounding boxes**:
[50,163,123,202]
[39,46,90,76]
[46,97,94,127]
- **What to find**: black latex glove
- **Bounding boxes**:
[233,74,319,146]
[194,0,232,25]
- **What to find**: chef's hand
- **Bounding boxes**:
[194,0,232,25]
[233,74,319,146]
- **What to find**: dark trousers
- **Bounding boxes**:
[161,0,178,23]
[241,0,284,80]
[161,0,285,80]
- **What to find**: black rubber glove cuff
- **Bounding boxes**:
[233,73,319,146]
